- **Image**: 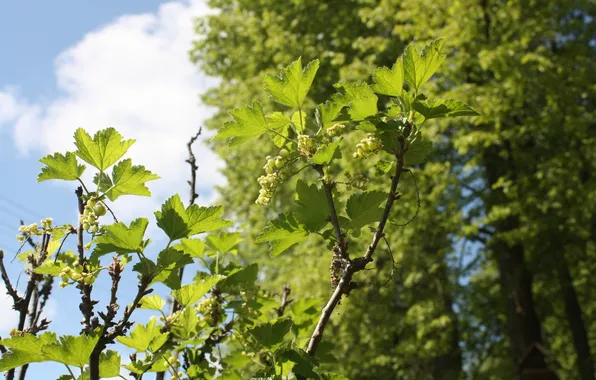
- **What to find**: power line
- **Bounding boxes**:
[0,194,44,220]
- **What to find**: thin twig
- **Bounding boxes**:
[314,165,348,260]
[391,168,420,227]
[75,187,96,335]
[0,250,21,306]
[381,236,397,286]
[276,285,294,317]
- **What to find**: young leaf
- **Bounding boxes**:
[291,110,307,133]
[73,128,135,171]
[266,112,292,147]
[174,238,206,258]
[255,213,309,257]
[413,98,480,120]
[41,330,101,367]
[406,133,433,166]
[215,101,268,144]
[311,140,341,165]
[205,231,243,254]
[248,319,293,348]
[294,180,329,232]
[139,294,166,312]
[99,350,121,378]
[151,247,193,289]
[372,57,405,97]
[170,307,198,340]
[92,218,149,258]
[33,260,67,276]
[155,194,233,241]
[334,82,378,121]
[171,275,225,307]
[403,38,446,92]
[345,191,387,230]
[0,332,58,371]
[220,263,259,287]
[94,159,159,201]
[318,95,348,130]
[37,152,86,182]
[279,347,318,378]
[116,318,169,353]
[264,58,320,108]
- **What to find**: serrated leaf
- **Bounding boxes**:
[266,112,292,147]
[220,263,259,288]
[99,350,121,378]
[311,140,341,165]
[73,128,135,171]
[264,58,320,108]
[170,307,198,340]
[151,247,193,289]
[279,347,318,378]
[139,294,166,311]
[37,152,86,182]
[291,110,307,133]
[215,101,268,145]
[294,180,329,232]
[93,159,159,201]
[248,319,293,348]
[413,98,480,119]
[374,160,395,176]
[92,218,149,258]
[403,38,446,92]
[174,238,206,258]
[171,275,225,307]
[205,231,243,255]
[318,95,348,130]
[33,260,67,276]
[256,214,308,257]
[0,332,57,371]
[155,194,233,241]
[41,330,101,367]
[116,318,169,353]
[406,133,433,166]
[346,191,387,230]
[372,57,404,97]
[334,82,378,121]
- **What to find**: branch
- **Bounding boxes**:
[0,250,21,307]
[306,134,407,356]
[276,285,293,317]
[314,165,348,259]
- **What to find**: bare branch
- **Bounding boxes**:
[0,250,21,306]
[276,285,294,317]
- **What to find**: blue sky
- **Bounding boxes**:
[0,1,224,378]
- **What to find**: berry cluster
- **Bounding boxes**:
[16,218,54,243]
[256,151,289,205]
[196,295,224,326]
[59,261,95,288]
[326,123,345,137]
[298,134,316,157]
[353,134,382,159]
[164,356,182,380]
[80,198,107,233]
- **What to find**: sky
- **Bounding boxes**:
[0,1,226,378]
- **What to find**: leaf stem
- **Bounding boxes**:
[65,364,77,379]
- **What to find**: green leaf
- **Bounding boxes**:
[171,275,225,307]
[73,128,135,171]
[92,218,149,258]
[99,350,121,378]
[151,247,193,289]
[318,95,348,130]
[374,160,395,176]
[170,307,198,340]
[205,231,243,255]
[33,260,67,276]
[155,194,233,241]
[406,133,433,166]
[94,159,159,201]
[266,112,292,147]
[294,180,329,232]
[291,110,307,133]
[174,238,206,258]
[220,263,259,287]
[311,140,341,165]
[116,318,169,353]
[413,98,480,119]
[256,214,309,257]
[0,332,57,371]
[139,294,166,312]
[334,82,378,121]
[403,38,446,92]
[279,347,318,378]
[346,191,387,230]
[37,152,86,182]
[264,58,320,108]
[41,330,101,367]
[372,57,405,97]
[216,101,268,145]
[248,319,293,348]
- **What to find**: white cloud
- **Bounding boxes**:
[0,284,18,334]
[0,0,225,230]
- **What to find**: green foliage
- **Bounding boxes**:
[37,152,86,182]
[264,58,320,108]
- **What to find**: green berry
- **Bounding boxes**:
[279,148,289,157]
[94,203,107,217]
[87,199,97,208]
[274,158,284,168]
[83,222,90,231]
[91,224,99,233]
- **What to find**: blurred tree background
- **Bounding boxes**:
[188,0,596,379]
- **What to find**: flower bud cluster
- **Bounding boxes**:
[196,295,224,326]
[298,134,316,157]
[80,198,106,233]
[353,134,382,159]
[59,261,95,288]
[326,123,345,137]
[256,153,288,206]
[16,218,54,243]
